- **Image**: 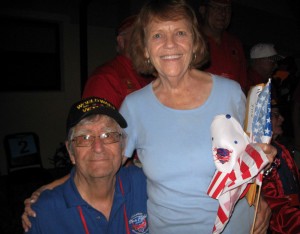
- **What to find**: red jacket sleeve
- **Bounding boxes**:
[262,142,300,234]
[262,177,300,233]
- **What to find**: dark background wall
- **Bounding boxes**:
[0,0,299,174]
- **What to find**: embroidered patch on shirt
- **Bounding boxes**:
[129,213,148,234]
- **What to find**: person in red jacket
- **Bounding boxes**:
[198,0,247,92]
[82,15,153,109]
[262,100,300,234]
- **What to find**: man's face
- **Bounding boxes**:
[271,108,284,138]
[69,116,123,180]
[205,1,232,33]
[259,58,278,79]
[117,26,134,57]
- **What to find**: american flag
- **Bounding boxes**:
[251,79,272,144]
[246,79,273,234]
[250,79,272,188]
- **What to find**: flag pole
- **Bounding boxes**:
[245,78,272,234]
[250,183,262,233]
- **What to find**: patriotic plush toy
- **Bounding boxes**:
[207,114,269,234]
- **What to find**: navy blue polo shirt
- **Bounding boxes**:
[28,166,148,234]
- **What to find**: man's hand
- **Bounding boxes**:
[253,195,271,234]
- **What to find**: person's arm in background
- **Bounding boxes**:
[22,174,69,232]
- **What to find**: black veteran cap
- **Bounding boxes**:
[66,97,127,133]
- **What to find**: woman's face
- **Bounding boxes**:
[271,107,284,139]
[144,18,195,79]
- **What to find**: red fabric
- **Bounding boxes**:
[82,55,152,109]
[204,31,247,92]
[207,143,269,234]
[262,141,300,234]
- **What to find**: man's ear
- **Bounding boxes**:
[65,141,75,165]
[117,35,125,51]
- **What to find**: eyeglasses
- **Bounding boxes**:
[208,4,231,13]
[72,132,122,147]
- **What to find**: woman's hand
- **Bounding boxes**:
[258,143,277,164]
[21,185,46,232]
[21,174,70,232]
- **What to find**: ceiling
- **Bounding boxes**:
[1,0,299,58]
[1,0,299,27]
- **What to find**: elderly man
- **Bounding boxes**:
[25,97,148,234]
[246,43,283,93]
[199,0,248,92]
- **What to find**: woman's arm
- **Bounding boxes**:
[22,174,70,232]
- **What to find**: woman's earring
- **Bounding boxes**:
[189,53,197,68]
[146,58,151,65]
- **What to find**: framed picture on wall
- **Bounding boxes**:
[0,16,62,91]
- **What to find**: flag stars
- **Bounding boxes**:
[264,128,271,136]
[257,102,262,109]
[251,80,272,143]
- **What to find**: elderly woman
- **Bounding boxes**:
[262,101,300,233]
[119,0,275,233]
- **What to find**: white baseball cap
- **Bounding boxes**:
[250,43,283,61]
